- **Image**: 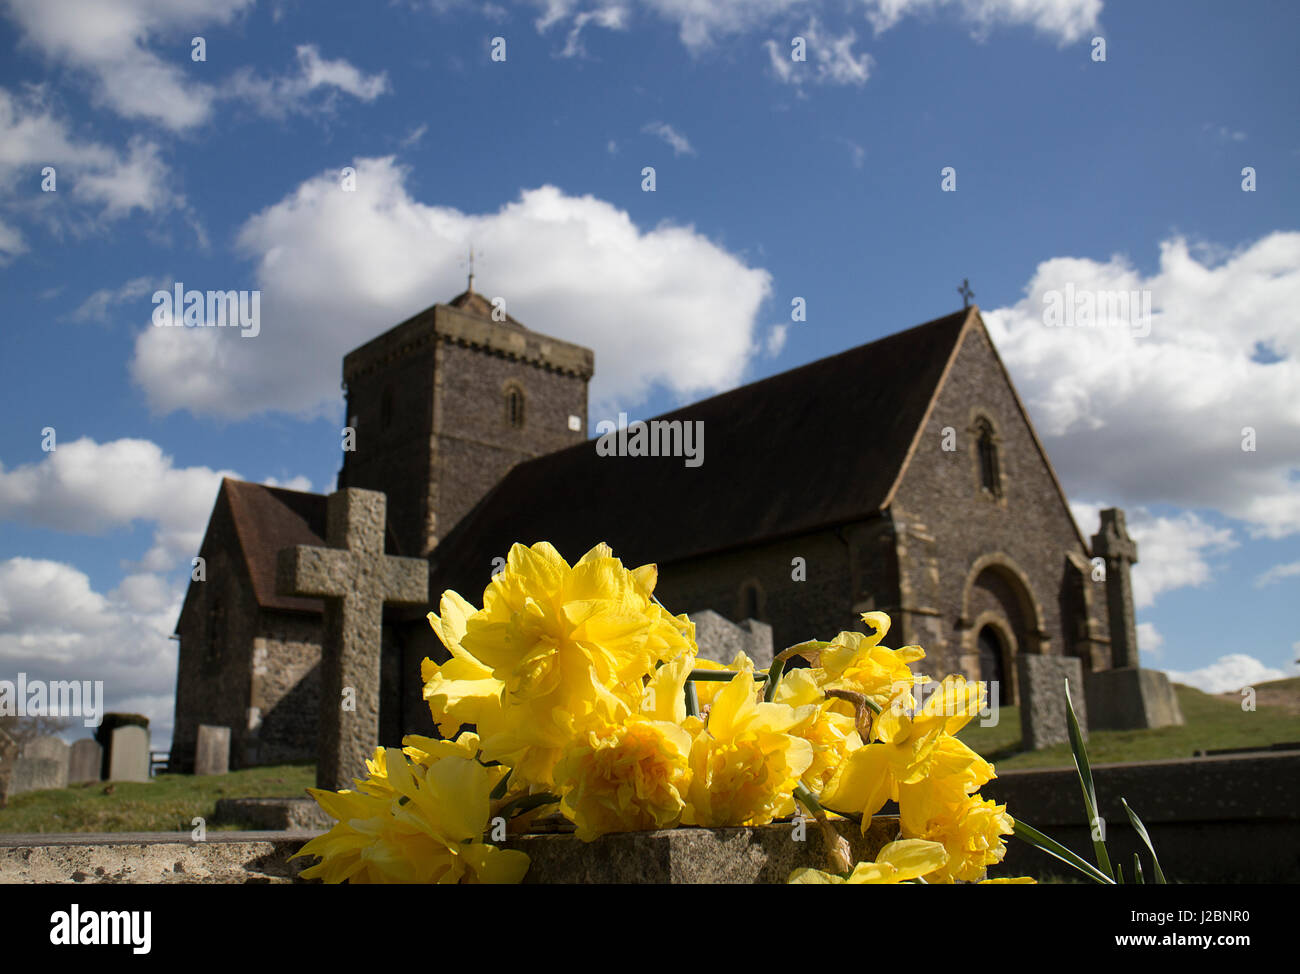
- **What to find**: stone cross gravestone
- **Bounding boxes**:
[276,488,428,791]
[68,739,102,784]
[107,725,150,782]
[1086,508,1185,731]
[23,736,70,790]
[195,724,231,776]
[1093,508,1139,669]
[1016,655,1087,750]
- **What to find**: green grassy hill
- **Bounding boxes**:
[958,679,1300,770]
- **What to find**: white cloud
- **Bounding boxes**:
[3,3,388,131]
[0,437,235,571]
[765,18,873,87]
[1256,560,1300,587]
[1137,621,1163,659]
[130,156,773,420]
[0,436,311,572]
[0,86,187,254]
[766,324,788,357]
[859,0,1101,44]
[223,45,390,118]
[68,275,168,323]
[642,120,695,156]
[988,233,1300,541]
[1165,653,1288,694]
[525,0,1099,54]
[0,557,182,748]
[1070,503,1236,609]
[2,0,252,129]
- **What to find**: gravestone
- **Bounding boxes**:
[693,610,774,670]
[0,728,19,803]
[107,725,150,782]
[195,724,231,776]
[23,736,69,789]
[276,488,428,790]
[1016,655,1087,750]
[68,739,102,784]
[7,759,65,794]
[1087,509,1185,730]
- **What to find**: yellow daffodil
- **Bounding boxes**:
[775,667,863,792]
[816,612,928,710]
[553,717,693,840]
[455,542,695,786]
[820,676,989,823]
[423,591,504,736]
[295,734,527,884]
[685,667,814,827]
[907,795,1015,883]
[789,839,949,884]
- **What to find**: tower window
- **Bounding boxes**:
[975,417,1001,497]
[505,386,525,429]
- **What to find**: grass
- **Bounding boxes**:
[0,763,315,834]
[1,681,1295,835]
[958,680,1300,770]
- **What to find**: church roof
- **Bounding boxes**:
[221,479,328,614]
[428,307,974,593]
[177,478,409,631]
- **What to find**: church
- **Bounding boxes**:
[169,285,1134,771]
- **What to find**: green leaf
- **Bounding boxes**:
[1065,679,1113,881]
[1013,818,1116,885]
[1121,797,1168,884]
[1133,853,1145,884]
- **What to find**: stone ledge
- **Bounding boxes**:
[213,796,334,831]
[983,751,1300,825]
[0,832,318,884]
[0,819,895,885]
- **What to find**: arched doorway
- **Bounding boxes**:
[977,624,1009,704]
[961,553,1046,709]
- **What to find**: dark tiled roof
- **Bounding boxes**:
[429,308,973,595]
[223,479,328,614]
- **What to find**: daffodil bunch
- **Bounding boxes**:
[300,541,1058,884]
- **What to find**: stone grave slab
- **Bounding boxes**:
[68,739,103,784]
[107,725,150,782]
[24,735,70,789]
[195,725,231,776]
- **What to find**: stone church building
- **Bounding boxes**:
[170,288,1130,771]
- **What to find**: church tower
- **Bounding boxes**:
[338,286,593,557]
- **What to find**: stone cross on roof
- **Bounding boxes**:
[276,488,428,790]
[1091,507,1140,669]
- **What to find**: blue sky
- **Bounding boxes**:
[1,0,1297,749]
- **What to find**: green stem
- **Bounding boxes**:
[686,669,768,682]
[495,791,560,821]
[764,654,786,703]
[684,680,700,718]
[489,769,512,801]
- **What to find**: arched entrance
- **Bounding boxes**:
[960,553,1047,708]
[977,625,1007,699]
